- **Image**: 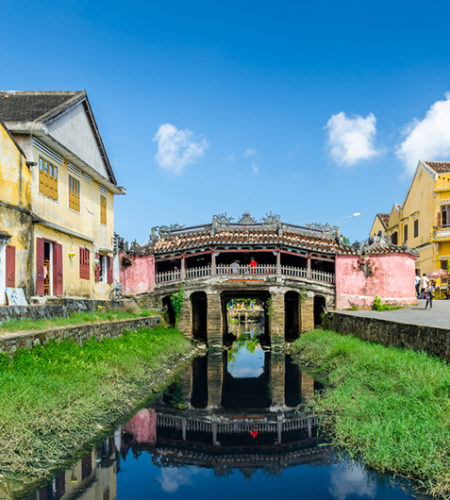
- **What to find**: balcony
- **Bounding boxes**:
[433,225,450,240]
[155,264,335,286]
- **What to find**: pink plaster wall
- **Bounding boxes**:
[120,254,155,295]
[335,253,417,310]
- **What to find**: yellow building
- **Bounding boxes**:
[369,212,390,239]
[370,160,450,287]
[0,91,125,300]
[0,122,33,303]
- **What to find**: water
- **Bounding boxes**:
[24,320,429,499]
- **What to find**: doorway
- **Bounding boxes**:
[43,241,53,296]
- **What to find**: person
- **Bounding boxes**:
[414,272,421,298]
[419,273,429,299]
[424,282,435,309]
[249,256,257,274]
[230,259,240,274]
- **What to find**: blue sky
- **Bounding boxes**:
[3,0,450,243]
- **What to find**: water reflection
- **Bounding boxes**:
[24,321,426,499]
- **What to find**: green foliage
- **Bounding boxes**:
[291,330,450,497]
[372,296,402,311]
[170,285,185,325]
[299,286,307,303]
[264,298,273,320]
[0,326,193,495]
[0,308,155,334]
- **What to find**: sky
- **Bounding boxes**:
[2,0,450,244]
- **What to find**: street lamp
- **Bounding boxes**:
[338,212,361,225]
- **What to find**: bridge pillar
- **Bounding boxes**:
[270,292,285,349]
[270,352,285,410]
[300,297,314,332]
[207,353,223,409]
[177,291,192,337]
[207,292,223,349]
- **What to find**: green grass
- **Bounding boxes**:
[291,330,450,498]
[0,308,155,334]
[0,326,195,497]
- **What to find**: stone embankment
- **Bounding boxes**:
[0,298,122,324]
[328,312,449,361]
[0,316,160,356]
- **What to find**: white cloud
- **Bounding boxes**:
[158,467,207,493]
[396,92,450,174]
[251,161,259,174]
[243,148,256,157]
[153,123,208,175]
[329,463,376,500]
[325,112,379,166]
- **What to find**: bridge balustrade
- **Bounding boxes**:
[155,264,334,285]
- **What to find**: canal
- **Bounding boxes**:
[22,318,429,499]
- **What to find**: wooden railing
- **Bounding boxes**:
[156,264,334,285]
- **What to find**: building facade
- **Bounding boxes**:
[0,91,125,300]
[0,122,33,303]
[370,161,450,286]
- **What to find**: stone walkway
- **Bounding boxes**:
[343,299,450,330]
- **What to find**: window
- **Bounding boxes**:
[79,248,90,279]
[39,156,58,200]
[100,195,107,225]
[68,175,80,212]
[414,219,419,238]
[391,231,398,245]
[403,224,408,242]
[441,205,450,227]
[95,253,113,284]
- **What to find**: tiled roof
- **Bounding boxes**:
[423,161,450,174]
[377,213,390,228]
[0,91,81,122]
[152,229,342,255]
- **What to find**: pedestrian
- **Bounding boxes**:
[230,259,240,274]
[414,272,421,298]
[419,273,429,299]
[249,256,257,274]
[424,282,435,309]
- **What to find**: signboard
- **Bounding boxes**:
[5,288,28,306]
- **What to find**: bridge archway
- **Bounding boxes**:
[314,295,326,328]
[191,291,207,341]
[162,295,176,327]
[284,291,300,341]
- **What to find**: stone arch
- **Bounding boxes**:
[162,295,176,327]
[314,295,327,328]
[191,291,207,341]
[284,291,300,341]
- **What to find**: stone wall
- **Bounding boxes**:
[0,298,122,324]
[120,254,155,295]
[0,316,161,356]
[328,312,449,361]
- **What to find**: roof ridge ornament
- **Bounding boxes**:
[238,211,257,225]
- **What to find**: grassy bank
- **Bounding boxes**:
[291,330,449,498]
[0,308,156,334]
[0,326,196,497]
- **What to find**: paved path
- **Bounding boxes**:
[342,300,450,330]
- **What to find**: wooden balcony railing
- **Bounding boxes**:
[155,264,334,285]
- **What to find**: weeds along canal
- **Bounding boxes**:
[21,319,431,500]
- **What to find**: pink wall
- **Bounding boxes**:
[120,254,155,295]
[124,408,156,445]
[335,253,417,309]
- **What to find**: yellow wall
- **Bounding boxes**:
[0,124,33,295]
[369,216,386,238]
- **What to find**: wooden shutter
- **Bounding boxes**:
[95,253,101,282]
[5,245,15,288]
[79,248,90,280]
[437,211,442,227]
[107,256,113,284]
[53,243,63,296]
[36,237,45,296]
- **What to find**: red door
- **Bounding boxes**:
[5,245,15,288]
[36,237,45,295]
[53,243,63,296]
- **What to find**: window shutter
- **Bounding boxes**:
[79,248,90,280]
[5,245,15,288]
[95,253,101,282]
[53,243,63,296]
[36,237,45,295]
[107,256,113,284]
[437,211,442,227]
